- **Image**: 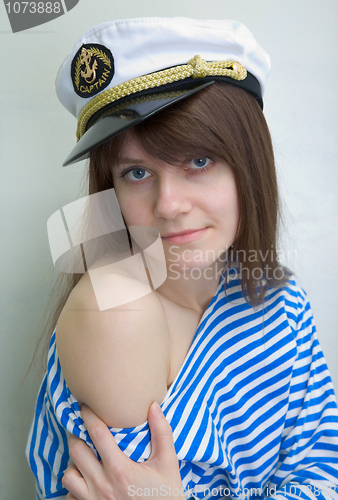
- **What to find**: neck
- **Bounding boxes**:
[156,258,226,315]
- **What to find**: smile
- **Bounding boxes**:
[161,227,209,244]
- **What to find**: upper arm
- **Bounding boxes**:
[56,272,170,428]
[269,284,338,497]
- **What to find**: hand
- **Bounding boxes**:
[62,402,186,500]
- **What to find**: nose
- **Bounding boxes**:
[153,177,192,220]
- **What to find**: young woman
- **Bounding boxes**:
[26,17,338,500]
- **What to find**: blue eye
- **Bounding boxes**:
[189,157,211,169]
[126,168,151,181]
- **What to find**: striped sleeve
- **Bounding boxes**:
[268,285,338,500]
[25,371,70,499]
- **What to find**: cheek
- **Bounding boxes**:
[116,194,150,227]
[112,185,132,225]
[207,182,239,223]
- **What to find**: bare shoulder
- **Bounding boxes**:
[56,272,170,428]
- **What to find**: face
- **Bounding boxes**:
[112,133,239,278]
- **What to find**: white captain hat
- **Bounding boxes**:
[55,17,271,166]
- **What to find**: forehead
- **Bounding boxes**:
[116,130,183,170]
[119,132,149,159]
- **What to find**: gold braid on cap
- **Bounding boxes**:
[76,55,247,141]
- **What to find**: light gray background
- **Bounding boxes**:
[0,0,337,498]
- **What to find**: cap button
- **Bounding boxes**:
[232,61,244,76]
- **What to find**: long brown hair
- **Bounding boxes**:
[35,81,286,366]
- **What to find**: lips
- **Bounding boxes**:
[161,227,209,244]
[161,228,204,238]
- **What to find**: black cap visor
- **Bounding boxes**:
[63,81,216,166]
[63,71,262,166]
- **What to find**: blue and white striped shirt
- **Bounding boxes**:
[26,270,338,500]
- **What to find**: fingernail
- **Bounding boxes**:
[152,401,163,418]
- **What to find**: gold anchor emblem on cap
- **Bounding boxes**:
[80,47,98,84]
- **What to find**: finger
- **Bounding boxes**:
[68,433,97,460]
[81,404,125,469]
[68,433,102,481]
[148,401,177,464]
[62,463,88,500]
[66,494,79,500]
